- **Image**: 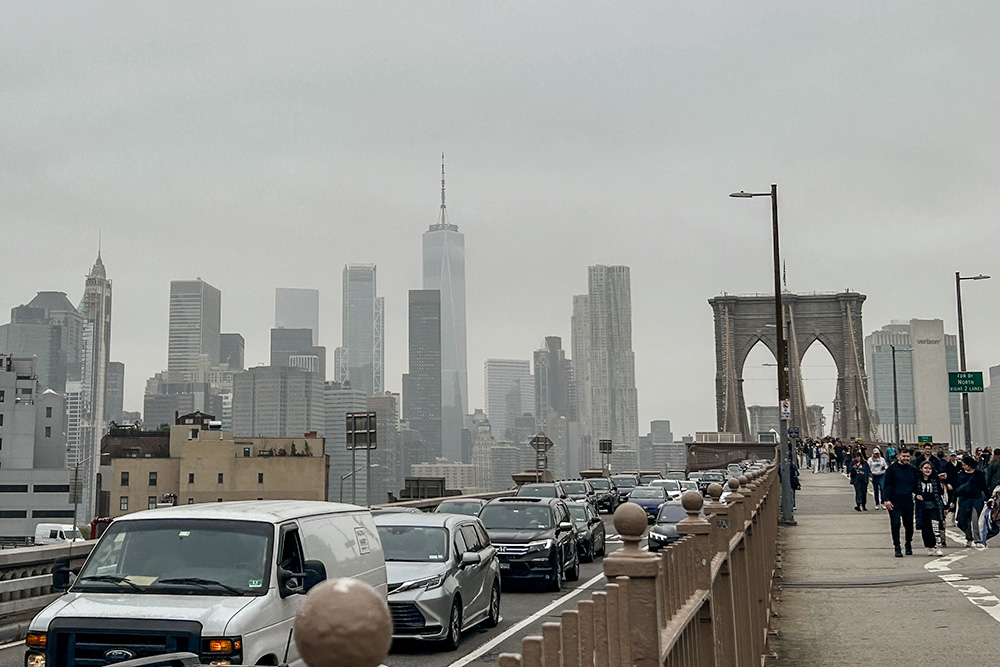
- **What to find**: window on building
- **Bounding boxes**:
[0,390,4,402]
[149,471,158,487]
[148,496,157,509]
[217,498,223,502]
[189,428,199,440]
[45,406,52,418]
[243,447,251,457]
[32,510,75,519]
[217,473,224,484]
[119,496,128,511]
[0,484,28,493]
[0,438,3,450]
[187,498,194,504]
[33,484,69,493]
[0,414,4,426]
[121,471,129,487]
[258,472,264,484]
[44,426,51,438]
[188,473,195,484]
[0,510,27,518]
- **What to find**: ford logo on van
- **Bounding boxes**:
[104,648,137,662]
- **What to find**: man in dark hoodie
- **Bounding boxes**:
[883,449,919,557]
[955,455,988,548]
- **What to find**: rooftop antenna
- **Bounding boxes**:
[440,152,446,211]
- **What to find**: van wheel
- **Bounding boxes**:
[442,599,462,651]
[566,549,581,582]
[483,580,501,628]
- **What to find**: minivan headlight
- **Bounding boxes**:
[394,573,447,593]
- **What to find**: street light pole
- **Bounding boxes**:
[955,272,990,449]
[731,183,794,525]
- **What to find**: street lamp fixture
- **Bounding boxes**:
[731,183,794,525]
[956,272,991,449]
[339,464,379,505]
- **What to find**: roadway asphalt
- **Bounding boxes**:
[0,514,628,667]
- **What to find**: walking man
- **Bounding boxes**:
[883,449,919,557]
[850,452,871,511]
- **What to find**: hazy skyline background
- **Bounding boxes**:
[4,2,999,438]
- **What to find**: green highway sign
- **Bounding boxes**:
[949,371,984,393]
[917,436,933,444]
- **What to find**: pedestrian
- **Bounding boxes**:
[945,451,961,523]
[805,439,813,470]
[955,455,988,548]
[979,448,992,471]
[985,448,1000,495]
[883,449,919,557]
[850,452,871,511]
[915,460,946,556]
[885,442,898,465]
[834,441,846,472]
[819,443,830,474]
[868,448,888,509]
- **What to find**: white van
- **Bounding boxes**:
[33,524,85,545]
[26,501,386,667]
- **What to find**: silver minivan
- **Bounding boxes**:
[26,501,385,667]
[375,513,500,651]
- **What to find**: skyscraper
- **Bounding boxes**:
[422,156,467,462]
[167,279,221,377]
[404,290,442,462]
[865,319,962,444]
[270,328,326,379]
[484,359,533,442]
[79,251,112,523]
[340,264,384,396]
[232,365,325,438]
[220,333,245,370]
[534,336,573,423]
[576,266,639,468]
[275,288,320,345]
[105,361,125,424]
[323,381,368,503]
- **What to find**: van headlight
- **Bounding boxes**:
[25,652,45,667]
[201,636,242,664]
[394,573,447,593]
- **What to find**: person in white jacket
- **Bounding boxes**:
[868,447,889,509]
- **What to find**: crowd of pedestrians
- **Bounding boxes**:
[796,437,1000,557]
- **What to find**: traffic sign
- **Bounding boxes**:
[788,427,800,440]
[598,439,613,454]
[917,436,933,444]
[780,400,791,421]
[949,371,984,393]
[346,411,377,450]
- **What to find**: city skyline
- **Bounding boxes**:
[4,4,1000,439]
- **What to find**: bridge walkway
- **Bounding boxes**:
[767,470,1000,666]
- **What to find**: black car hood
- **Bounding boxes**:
[486,528,554,543]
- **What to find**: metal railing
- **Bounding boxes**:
[498,466,779,667]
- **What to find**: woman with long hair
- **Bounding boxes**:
[915,459,946,556]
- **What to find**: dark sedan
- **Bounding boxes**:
[648,502,706,551]
[567,501,606,562]
[626,486,668,522]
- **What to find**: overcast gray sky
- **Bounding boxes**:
[3,2,999,437]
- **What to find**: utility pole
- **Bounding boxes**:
[955,272,990,449]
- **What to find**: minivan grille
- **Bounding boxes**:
[389,602,427,631]
[49,618,201,666]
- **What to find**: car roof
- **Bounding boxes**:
[119,500,364,524]
[373,512,474,529]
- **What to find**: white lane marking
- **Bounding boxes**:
[442,572,606,667]
[0,639,25,650]
[925,544,1000,624]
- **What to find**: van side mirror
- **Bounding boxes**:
[52,556,72,591]
[279,559,327,598]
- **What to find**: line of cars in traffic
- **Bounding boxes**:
[23,462,768,665]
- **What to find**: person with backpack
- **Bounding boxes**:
[955,455,989,548]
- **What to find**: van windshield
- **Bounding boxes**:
[74,519,273,596]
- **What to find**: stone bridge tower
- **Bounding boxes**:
[710,291,876,441]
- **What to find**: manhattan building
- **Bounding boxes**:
[220,333,245,370]
[0,291,85,394]
[572,265,640,469]
[483,359,534,442]
[323,380,368,503]
[167,279,221,377]
[336,264,384,396]
[274,287,320,345]
[865,319,962,445]
[0,357,75,538]
[422,156,468,462]
[403,290,442,463]
[270,328,326,380]
[232,366,325,439]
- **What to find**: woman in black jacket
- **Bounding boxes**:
[915,460,946,556]
[955,455,988,548]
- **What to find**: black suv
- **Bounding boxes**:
[478,497,580,591]
[515,482,568,500]
[611,473,640,504]
[585,477,619,513]
[558,479,598,508]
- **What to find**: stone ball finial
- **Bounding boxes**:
[680,490,704,513]
[738,475,749,486]
[613,500,647,539]
[294,578,392,667]
[727,478,740,491]
[707,483,724,502]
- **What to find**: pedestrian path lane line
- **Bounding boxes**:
[440,572,606,667]
[925,549,1000,623]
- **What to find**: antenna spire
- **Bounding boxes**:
[98,228,102,260]
[440,152,446,210]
